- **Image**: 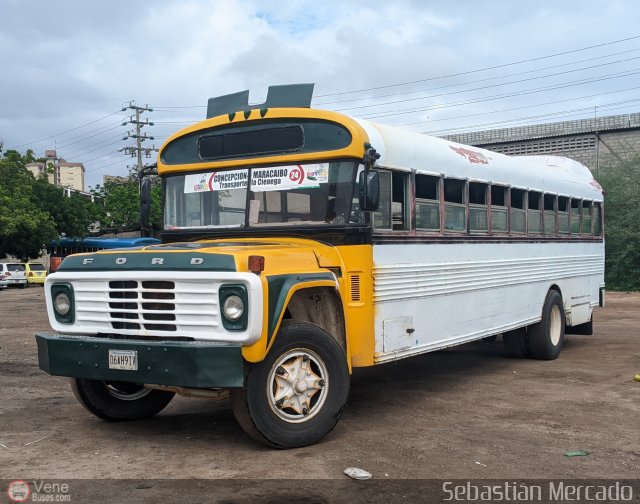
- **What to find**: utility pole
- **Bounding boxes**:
[120,101,156,178]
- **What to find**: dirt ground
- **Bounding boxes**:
[1,287,639,501]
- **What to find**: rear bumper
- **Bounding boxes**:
[35,333,244,388]
[6,278,26,285]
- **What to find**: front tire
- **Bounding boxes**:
[71,378,175,421]
[528,290,566,360]
[230,321,349,449]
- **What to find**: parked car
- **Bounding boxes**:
[0,263,28,288]
[0,273,7,290]
[24,262,48,286]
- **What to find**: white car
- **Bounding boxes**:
[0,263,28,288]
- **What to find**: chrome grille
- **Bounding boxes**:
[107,280,177,332]
[71,274,222,339]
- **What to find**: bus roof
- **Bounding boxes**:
[356,118,603,201]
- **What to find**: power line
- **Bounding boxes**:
[392,85,640,127]
[360,68,640,120]
[337,63,640,114]
[424,100,640,136]
[8,109,124,150]
[314,48,640,107]
[314,34,640,98]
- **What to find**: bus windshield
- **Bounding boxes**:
[164,161,363,230]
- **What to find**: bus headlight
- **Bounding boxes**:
[219,285,248,331]
[51,283,75,324]
[223,295,244,320]
[54,292,71,316]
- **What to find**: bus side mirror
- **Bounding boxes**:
[358,170,380,212]
[140,178,151,237]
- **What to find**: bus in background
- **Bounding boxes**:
[48,237,160,272]
[36,84,604,448]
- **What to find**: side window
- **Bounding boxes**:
[391,171,409,231]
[543,194,556,235]
[444,178,466,232]
[510,188,526,234]
[558,196,570,234]
[373,171,409,231]
[581,201,592,234]
[415,174,440,232]
[373,171,392,229]
[571,199,581,235]
[469,182,488,233]
[491,185,508,233]
[528,191,542,234]
[594,202,603,236]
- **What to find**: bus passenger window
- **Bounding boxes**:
[491,185,508,233]
[415,174,440,231]
[571,199,581,234]
[469,182,488,233]
[373,171,392,229]
[510,188,525,234]
[391,171,409,230]
[543,194,556,235]
[558,196,570,233]
[594,202,603,236]
[444,178,466,232]
[581,201,592,234]
[528,191,542,234]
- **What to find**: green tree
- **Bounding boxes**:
[0,149,102,259]
[32,177,100,238]
[92,177,162,233]
[597,154,640,291]
[0,152,58,259]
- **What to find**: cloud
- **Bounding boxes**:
[1,0,639,189]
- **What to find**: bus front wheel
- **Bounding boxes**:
[230,321,350,449]
[70,378,175,421]
[528,290,566,360]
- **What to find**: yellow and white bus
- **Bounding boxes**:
[36,84,604,448]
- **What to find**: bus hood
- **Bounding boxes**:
[55,238,343,275]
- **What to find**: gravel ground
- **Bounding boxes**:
[0,287,638,502]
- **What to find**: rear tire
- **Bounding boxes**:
[230,320,349,449]
[503,328,530,358]
[71,378,175,421]
[528,290,565,360]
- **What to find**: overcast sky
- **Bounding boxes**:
[1,0,639,189]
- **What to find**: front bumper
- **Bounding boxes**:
[36,333,244,388]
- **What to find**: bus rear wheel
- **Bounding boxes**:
[70,378,175,421]
[230,321,349,449]
[528,290,566,360]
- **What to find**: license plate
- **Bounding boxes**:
[108,350,138,370]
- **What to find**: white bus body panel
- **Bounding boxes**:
[373,241,604,363]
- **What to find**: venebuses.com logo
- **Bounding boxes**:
[6,480,71,502]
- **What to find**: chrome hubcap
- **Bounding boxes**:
[104,382,152,401]
[267,349,328,423]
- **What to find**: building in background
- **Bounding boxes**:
[26,149,85,192]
